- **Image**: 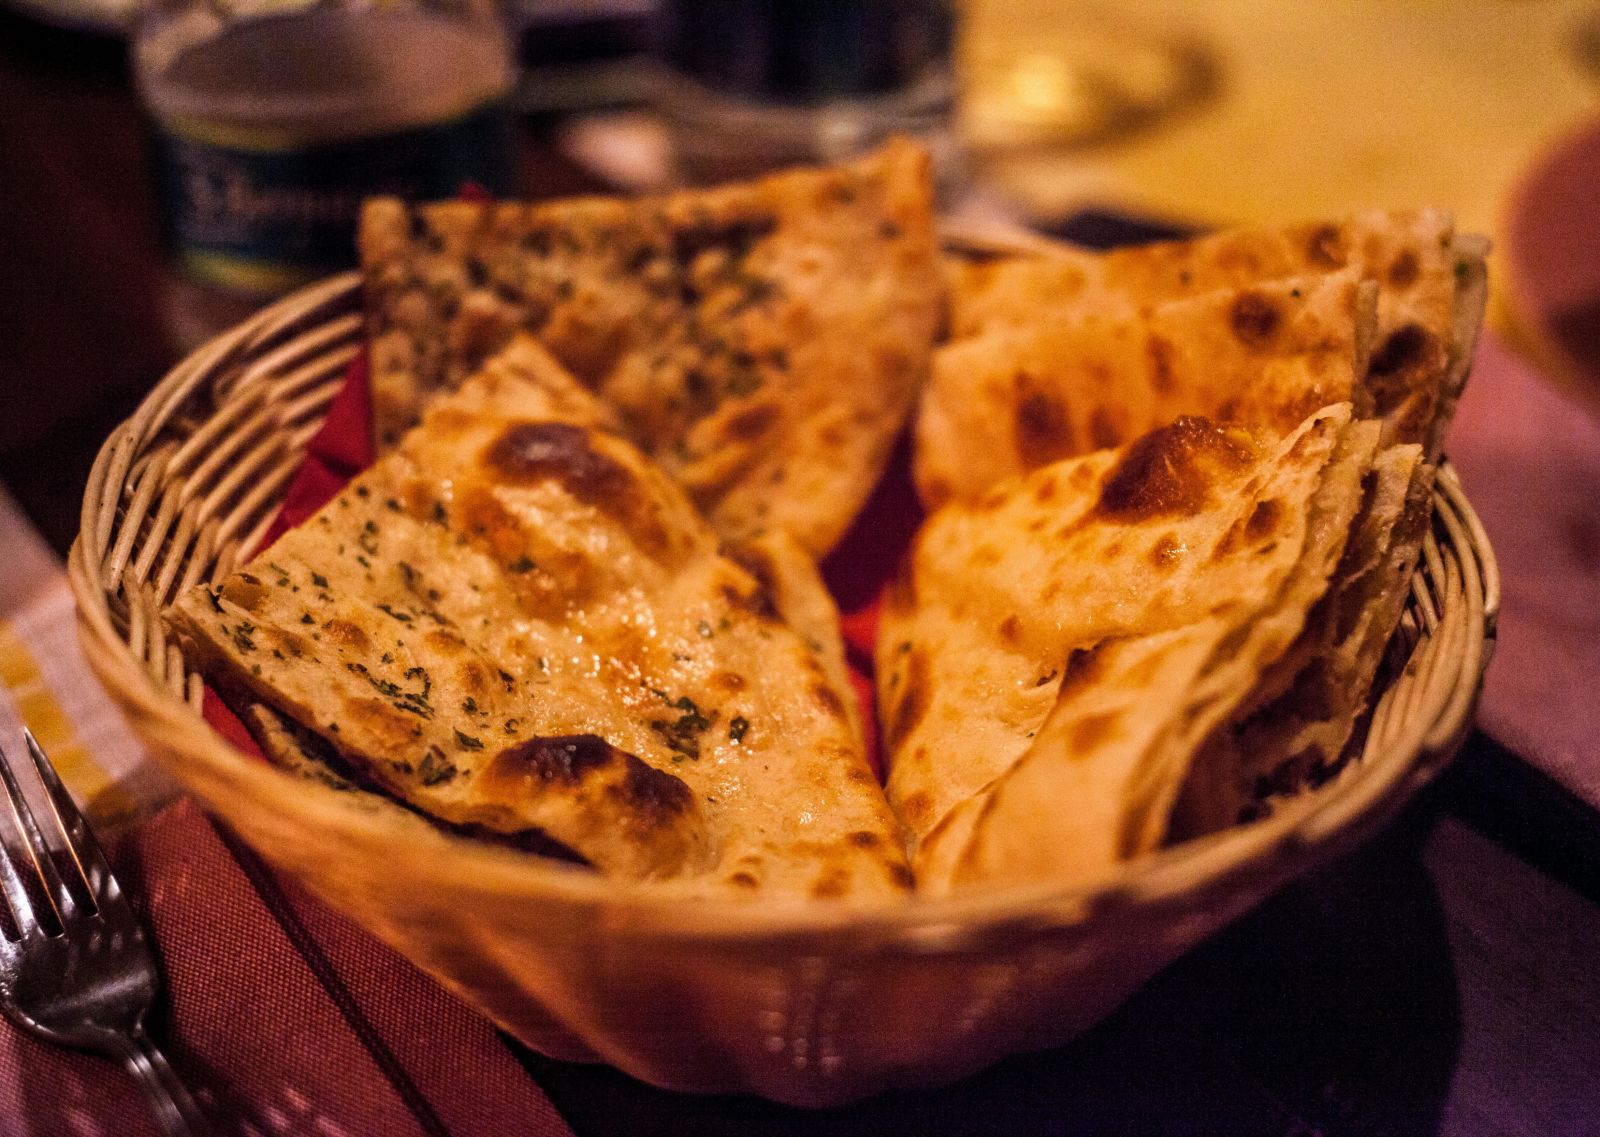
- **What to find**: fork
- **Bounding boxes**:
[0,730,210,1135]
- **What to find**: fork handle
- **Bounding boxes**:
[115,1026,212,1136]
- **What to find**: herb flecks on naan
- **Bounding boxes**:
[948,210,1488,459]
[916,269,1376,508]
[169,339,910,903]
[360,138,940,556]
[881,404,1401,893]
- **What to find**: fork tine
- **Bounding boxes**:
[0,742,46,939]
[21,731,109,917]
[0,735,80,928]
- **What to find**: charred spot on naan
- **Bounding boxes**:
[810,681,848,720]
[1069,710,1122,755]
[1013,379,1074,469]
[486,420,633,501]
[1054,642,1111,699]
[1149,533,1185,569]
[1212,497,1286,560]
[480,733,699,830]
[1146,334,1179,394]
[1365,323,1444,419]
[482,420,682,560]
[719,402,780,444]
[1386,249,1420,289]
[808,866,852,900]
[896,787,935,830]
[881,643,931,752]
[1093,416,1257,522]
[218,572,272,613]
[1228,290,1284,349]
[1303,223,1349,270]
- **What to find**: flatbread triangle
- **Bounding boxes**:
[360,138,941,556]
[169,337,912,903]
[882,405,1391,893]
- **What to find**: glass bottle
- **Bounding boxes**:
[654,0,961,195]
[131,0,516,345]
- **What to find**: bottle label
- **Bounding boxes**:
[152,102,513,296]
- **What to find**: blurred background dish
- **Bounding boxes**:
[1499,111,1600,418]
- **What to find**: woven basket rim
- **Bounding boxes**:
[69,245,1498,945]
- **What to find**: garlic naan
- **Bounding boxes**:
[916,268,1376,508]
[948,210,1488,457]
[881,405,1383,892]
[170,338,910,903]
[360,138,940,556]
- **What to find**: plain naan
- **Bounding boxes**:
[948,210,1488,456]
[916,268,1376,508]
[881,405,1385,892]
[1170,443,1434,837]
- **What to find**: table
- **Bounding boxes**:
[961,0,1600,242]
[3,9,1599,1134]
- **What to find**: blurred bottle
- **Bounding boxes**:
[654,0,961,193]
[131,0,516,349]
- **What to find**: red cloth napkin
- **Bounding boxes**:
[0,798,575,1137]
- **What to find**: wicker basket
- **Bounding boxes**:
[69,262,1497,1107]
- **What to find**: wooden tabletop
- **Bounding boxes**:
[3,10,1598,1133]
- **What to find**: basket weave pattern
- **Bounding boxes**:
[68,270,1498,1106]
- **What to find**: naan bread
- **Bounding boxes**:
[915,268,1377,508]
[243,702,375,796]
[241,701,596,864]
[880,405,1381,892]
[948,210,1489,457]
[170,338,910,903]
[1171,445,1435,836]
[360,138,940,555]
